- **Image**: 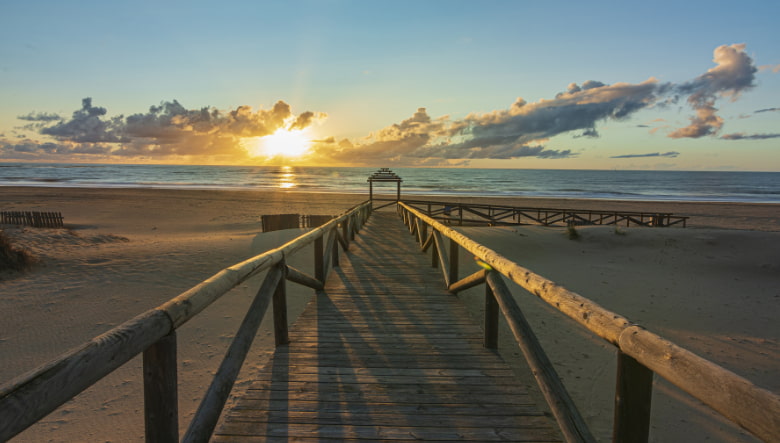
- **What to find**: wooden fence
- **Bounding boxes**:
[402,199,689,228]
[1,211,64,228]
[0,201,372,443]
[398,202,779,443]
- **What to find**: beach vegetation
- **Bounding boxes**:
[566,223,580,240]
[614,226,627,236]
[0,230,37,273]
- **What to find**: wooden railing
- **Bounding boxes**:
[0,201,372,443]
[398,202,779,443]
[402,199,689,228]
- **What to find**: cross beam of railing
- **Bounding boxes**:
[0,201,372,443]
[402,199,689,228]
[398,202,780,443]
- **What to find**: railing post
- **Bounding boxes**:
[342,219,349,248]
[484,281,499,349]
[332,228,340,268]
[430,234,438,269]
[143,331,179,443]
[315,236,324,283]
[273,264,289,346]
[613,350,653,443]
[448,238,459,287]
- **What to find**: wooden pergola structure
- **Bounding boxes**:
[367,167,402,209]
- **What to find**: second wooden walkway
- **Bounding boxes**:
[213,211,561,442]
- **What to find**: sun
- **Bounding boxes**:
[245,128,311,158]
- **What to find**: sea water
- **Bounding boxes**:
[1,162,779,203]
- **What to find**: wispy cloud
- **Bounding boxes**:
[755,107,779,113]
[610,151,680,159]
[721,132,780,140]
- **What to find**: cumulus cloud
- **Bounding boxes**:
[669,44,757,138]
[721,133,780,140]
[610,151,680,159]
[8,98,325,161]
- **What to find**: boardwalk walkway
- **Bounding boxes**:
[213,211,561,442]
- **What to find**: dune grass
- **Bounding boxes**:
[0,230,36,272]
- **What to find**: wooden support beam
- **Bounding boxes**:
[486,271,596,443]
[448,269,486,294]
[484,284,499,349]
[613,351,653,443]
[433,231,451,287]
[314,236,324,283]
[448,238,459,288]
[143,331,179,443]
[182,265,283,443]
[285,265,324,290]
[273,266,289,346]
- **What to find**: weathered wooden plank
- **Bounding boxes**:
[215,423,562,442]
[221,410,550,427]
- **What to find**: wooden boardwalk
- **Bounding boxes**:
[213,211,561,442]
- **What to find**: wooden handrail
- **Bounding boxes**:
[0,201,372,442]
[397,202,780,443]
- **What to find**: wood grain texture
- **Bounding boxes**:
[213,212,561,442]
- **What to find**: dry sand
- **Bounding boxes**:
[1,187,778,442]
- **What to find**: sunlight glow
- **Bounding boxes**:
[245,128,311,158]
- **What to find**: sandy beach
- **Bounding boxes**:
[1,187,778,442]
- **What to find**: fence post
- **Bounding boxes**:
[143,331,179,443]
[430,234,439,269]
[315,236,325,283]
[484,281,499,349]
[273,264,289,346]
[448,238,459,287]
[613,350,653,443]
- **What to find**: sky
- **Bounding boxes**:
[1,0,779,171]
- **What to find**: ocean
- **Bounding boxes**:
[1,162,779,203]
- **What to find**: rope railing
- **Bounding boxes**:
[397,202,779,443]
[0,201,373,443]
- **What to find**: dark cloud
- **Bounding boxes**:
[755,107,779,113]
[721,133,780,140]
[610,151,680,159]
[457,80,660,151]
[17,112,62,122]
[670,44,757,138]
[306,107,576,165]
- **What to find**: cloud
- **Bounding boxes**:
[721,133,780,140]
[755,107,779,113]
[669,44,757,138]
[610,151,680,159]
[759,64,780,73]
[6,98,325,161]
[4,44,771,165]
[305,107,577,165]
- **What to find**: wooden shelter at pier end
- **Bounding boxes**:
[368,167,402,208]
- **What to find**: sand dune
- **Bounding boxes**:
[1,187,778,442]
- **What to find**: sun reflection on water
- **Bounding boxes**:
[278,166,296,189]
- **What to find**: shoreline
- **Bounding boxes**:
[1,186,778,442]
[3,183,780,205]
[1,185,778,231]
